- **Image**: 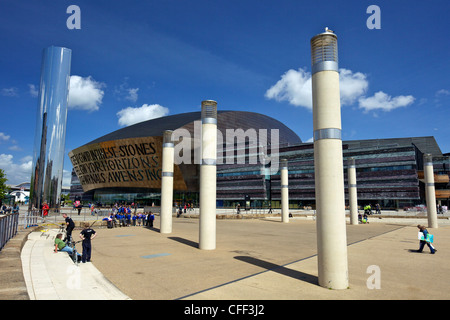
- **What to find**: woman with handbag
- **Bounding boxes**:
[417,225,436,254]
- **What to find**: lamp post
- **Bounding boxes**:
[281,159,289,223]
[160,130,174,234]
[348,157,358,225]
[424,153,438,228]
[199,100,217,250]
[311,28,349,289]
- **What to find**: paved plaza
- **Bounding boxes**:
[5,211,450,301]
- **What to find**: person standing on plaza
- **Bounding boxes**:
[149,211,155,228]
[79,223,97,263]
[137,213,142,226]
[375,203,381,214]
[62,213,75,243]
[126,207,132,226]
[42,202,49,217]
[417,225,436,254]
[74,200,82,215]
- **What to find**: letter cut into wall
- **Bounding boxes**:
[69,136,188,192]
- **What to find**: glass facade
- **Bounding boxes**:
[217,143,424,210]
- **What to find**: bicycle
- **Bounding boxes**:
[67,240,82,265]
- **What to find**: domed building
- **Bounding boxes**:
[69,110,301,207]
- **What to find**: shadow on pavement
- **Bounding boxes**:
[234,255,318,285]
[168,236,199,248]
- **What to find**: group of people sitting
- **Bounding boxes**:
[104,211,155,228]
[358,212,370,224]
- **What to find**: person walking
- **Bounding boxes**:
[79,223,97,263]
[416,225,436,254]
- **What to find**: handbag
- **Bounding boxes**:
[418,231,434,243]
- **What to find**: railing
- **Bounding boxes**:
[22,210,43,229]
[0,212,19,252]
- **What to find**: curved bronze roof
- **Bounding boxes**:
[84,110,302,146]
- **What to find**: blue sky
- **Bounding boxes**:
[0,0,449,186]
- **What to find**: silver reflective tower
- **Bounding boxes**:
[29,46,72,214]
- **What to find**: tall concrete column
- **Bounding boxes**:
[424,153,438,228]
[29,46,72,215]
[348,157,358,225]
[199,100,217,250]
[311,28,348,289]
[281,159,289,223]
[160,130,174,234]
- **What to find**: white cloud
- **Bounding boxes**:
[28,84,39,97]
[0,133,22,151]
[0,154,32,185]
[8,145,22,151]
[358,91,415,112]
[266,67,415,114]
[126,88,139,102]
[69,75,105,111]
[265,68,312,109]
[0,155,70,187]
[117,104,169,127]
[114,79,139,102]
[0,132,10,142]
[265,68,368,109]
[339,69,369,105]
[436,89,450,96]
[1,87,19,97]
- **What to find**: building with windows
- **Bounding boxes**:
[6,182,70,204]
[69,111,450,210]
[224,136,450,210]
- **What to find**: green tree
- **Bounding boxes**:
[0,169,8,200]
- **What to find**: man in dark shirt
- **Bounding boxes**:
[79,223,97,263]
[62,213,75,243]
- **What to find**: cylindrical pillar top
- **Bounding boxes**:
[423,153,433,164]
[311,28,338,74]
[163,130,174,145]
[280,158,288,169]
[347,157,355,166]
[201,100,217,121]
